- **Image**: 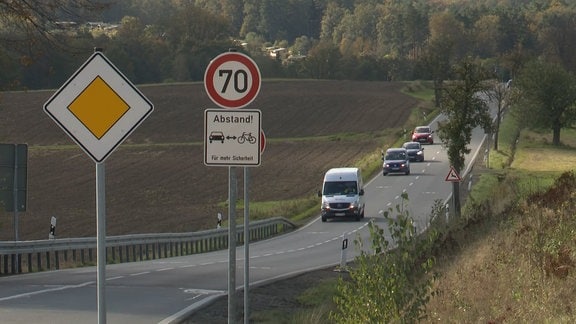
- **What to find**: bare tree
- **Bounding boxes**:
[485,79,517,151]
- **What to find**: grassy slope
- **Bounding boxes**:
[423,122,576,322]
[244,93,576,323]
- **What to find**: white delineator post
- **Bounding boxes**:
[340,232,349,270]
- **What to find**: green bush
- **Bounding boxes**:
[331,193,438,323]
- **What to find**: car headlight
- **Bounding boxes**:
[417,151,423,155]
[321,201,330,210]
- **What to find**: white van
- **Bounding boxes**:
[317,167,365,222]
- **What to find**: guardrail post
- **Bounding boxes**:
[11,255,16,274]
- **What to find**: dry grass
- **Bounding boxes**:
[424,123,576,323]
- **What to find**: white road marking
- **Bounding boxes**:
[129,271,150,276]
[182,288,225,295]
[0,281,94,302]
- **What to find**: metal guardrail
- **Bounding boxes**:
[0,217,296,276]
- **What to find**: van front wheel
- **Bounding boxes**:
[321,215,327,222]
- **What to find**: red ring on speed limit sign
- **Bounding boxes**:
[204,52,261,109]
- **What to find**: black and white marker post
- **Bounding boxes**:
[49,216,56,239]
[340,232,349,271]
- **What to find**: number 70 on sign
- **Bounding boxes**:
[204,52,261,109]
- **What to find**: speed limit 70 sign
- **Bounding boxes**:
[204,52,261,109]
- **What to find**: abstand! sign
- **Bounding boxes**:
[204,109,261,166]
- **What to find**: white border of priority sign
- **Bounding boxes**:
[44,52,153,163]
[204,52,261,109]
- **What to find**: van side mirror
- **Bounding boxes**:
[359,189,364,195]
[317,190,322,197]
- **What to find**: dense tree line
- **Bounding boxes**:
[1,0,576,90]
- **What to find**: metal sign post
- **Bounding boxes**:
[228,166,237,323]
[243,166,250,324]
[96,162,106,323]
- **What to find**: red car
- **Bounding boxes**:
[411,126,434,144]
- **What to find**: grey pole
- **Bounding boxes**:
[12,144,20,274]
[244,167,250,324]
[228,166,237,323]
[96,162,107,324]
[12,144,19,242]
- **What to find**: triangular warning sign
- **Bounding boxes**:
[445,166,462,182]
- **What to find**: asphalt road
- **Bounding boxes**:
[0,114,490,323]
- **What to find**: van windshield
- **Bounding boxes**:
[323,181,358,195]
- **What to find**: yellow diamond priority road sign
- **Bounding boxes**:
[44,52,153,163]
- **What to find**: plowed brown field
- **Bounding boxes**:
[0,80,420,240]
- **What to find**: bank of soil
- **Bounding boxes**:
[182,267,343,324]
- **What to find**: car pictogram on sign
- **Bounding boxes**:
[209,131,225,143]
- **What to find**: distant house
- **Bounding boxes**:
[267,47,287,60]
[54,21,78,29]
